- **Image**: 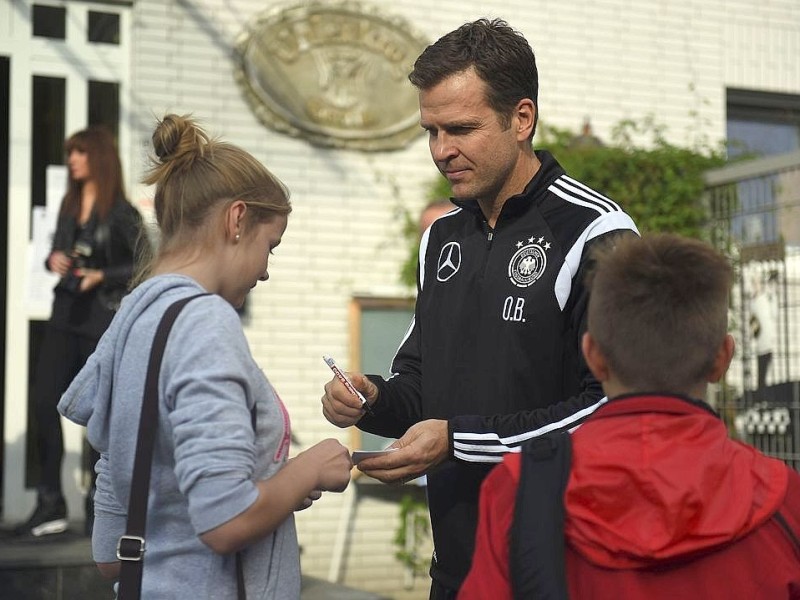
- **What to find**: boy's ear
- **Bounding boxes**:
[708,334,735,383]
[582,332,610,383]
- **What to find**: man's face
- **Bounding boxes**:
[418,68,520,204]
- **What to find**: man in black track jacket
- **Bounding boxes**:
[321,18,638,599]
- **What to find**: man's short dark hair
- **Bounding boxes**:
[409,18,539,135]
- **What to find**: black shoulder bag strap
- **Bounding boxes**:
[773,510,800,557]
[117,293,250,600]
[509,431,572,600]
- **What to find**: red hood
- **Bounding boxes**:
[563,395,788,569]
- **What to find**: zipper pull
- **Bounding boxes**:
[488,231,494,241]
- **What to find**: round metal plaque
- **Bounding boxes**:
[234,0,429,151]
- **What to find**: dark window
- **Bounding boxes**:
[727,88,800,158]
[26,320,47,487]
[32,4,66,40]
[31,76,66,209]
[726,89,800,246]
[0,56,9,495]
[88,11,120,45]
[88,80,119,138]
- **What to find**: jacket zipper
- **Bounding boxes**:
[481,222,494,282]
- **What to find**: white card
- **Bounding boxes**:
[352,448,398,465]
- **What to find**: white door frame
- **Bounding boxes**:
[0,0,132,523]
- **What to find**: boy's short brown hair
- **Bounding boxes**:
[587,233,733,393]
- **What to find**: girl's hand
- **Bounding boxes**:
[296,489,323,511]
[302,438,353,493]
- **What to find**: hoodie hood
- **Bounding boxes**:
[564,394,788,569]
[58,274,207,450]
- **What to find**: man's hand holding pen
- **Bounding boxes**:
[320,359,448,483]
[321,367,380,428]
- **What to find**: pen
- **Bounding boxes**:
[323,355,375,416]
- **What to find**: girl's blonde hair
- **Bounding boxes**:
[138,114,291,279]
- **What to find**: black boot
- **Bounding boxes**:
[13,490,68,537]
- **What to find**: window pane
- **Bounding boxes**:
[727,120,800,159]
[88,11,120,45]
[31,76,66,209]
[1,57,8,209]
[88,80,119,139]
[727,88,800,158]
[0,57,9,490]
[725,89,800,247]
[32,4,66,40]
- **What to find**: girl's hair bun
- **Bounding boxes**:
[151,113,207,163]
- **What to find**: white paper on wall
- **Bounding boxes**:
[26,165,66,319]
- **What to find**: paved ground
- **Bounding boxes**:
[0,522,390,599]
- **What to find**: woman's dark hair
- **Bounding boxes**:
[62,125,126,221]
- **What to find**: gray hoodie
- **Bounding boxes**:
[59,274,300,599]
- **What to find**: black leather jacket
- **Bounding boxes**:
[48,196,145,339]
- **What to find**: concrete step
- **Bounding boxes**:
[0,522,389,599]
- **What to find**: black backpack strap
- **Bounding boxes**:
[510,431,572,600]
[118,293,208,600]
[773,510,800,556]
[235,405,258,600]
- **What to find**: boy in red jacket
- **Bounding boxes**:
[460,233,800,599]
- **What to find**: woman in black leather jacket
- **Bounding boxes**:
[14,125,146,538]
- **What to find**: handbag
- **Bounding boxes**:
[115,293,249,600]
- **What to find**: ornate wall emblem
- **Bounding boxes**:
[234,0,429,151]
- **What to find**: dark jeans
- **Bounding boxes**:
[33,325,98,498]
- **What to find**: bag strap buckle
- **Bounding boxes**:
[117,535,146,561]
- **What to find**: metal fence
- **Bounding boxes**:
[706,150,800,470]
